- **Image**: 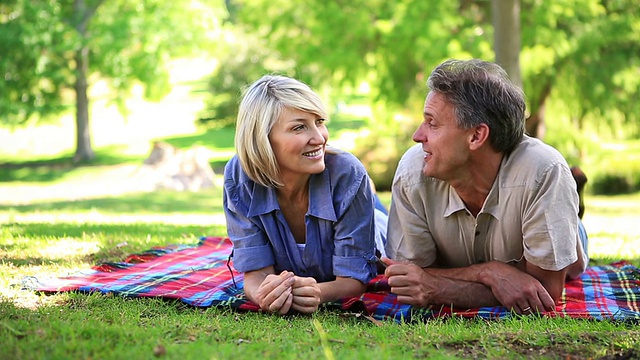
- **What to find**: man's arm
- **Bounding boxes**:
[384,259,559,313]
[385,261,499,309]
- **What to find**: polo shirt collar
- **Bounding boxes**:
[444,186,467,217]
[443,179,501,218]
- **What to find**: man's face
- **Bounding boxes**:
[412,92,473,181]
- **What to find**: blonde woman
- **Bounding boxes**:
[223,75,387,315]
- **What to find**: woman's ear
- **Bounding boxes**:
[469,124,490,150]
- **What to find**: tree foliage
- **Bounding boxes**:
[231,0,493,107]
[0,0,225,161]
[197,0,638,188]
[196,29,296,128]
[520,0,640,138]
[0,1,74,124]
[221,0,638,139]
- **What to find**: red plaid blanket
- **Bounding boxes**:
[29,236,640,322]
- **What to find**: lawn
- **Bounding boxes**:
[1,161,639,359]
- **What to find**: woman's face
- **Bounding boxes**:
[268,107,329,182]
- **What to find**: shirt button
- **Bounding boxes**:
[475,231,480,236]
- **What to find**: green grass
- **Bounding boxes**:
[1,163,640,358]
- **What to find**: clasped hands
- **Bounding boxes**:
[255,270,322,315]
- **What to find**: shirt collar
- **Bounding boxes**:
[443,174,502,218]
[444,186,467,217]
[246,170,337,221]
[247,185,279,216]
[308,169,337,221]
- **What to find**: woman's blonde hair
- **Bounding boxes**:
[235,75,329,188]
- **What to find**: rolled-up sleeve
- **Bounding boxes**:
[223,164,274,273]
[522,161,579,271]
[332,176,377,284]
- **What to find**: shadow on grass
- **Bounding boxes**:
[0,189,225,214]
[4,222,224,240]
[2,222,229,266]
[0,131,237,183]
[0,145,144,183]
[589,257,640,268]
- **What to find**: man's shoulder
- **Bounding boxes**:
[501,136,571,186]
[397,144,426,176]
[513,136,565,161]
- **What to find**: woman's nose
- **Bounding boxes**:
[310,125,327,144]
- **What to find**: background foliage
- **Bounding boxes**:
[1,0,639,192]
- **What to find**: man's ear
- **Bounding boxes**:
[469,124,490,150]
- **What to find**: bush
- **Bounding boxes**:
[591,171,640,195]
[351,112,419,191]
[591,173,635,195]
[351,133,403,191]
[585,140,640,195]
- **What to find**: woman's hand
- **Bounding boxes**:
[291,276,322,314]
[250,270,296,315]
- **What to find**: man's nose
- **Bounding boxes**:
[412,126,425,143]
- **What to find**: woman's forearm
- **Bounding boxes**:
[317,276,367,303]
[242,267,276,305]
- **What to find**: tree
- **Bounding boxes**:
[0,0,225,162]
[230,0,639,142]
[492,0,522,90]
[72,0,102,162]
[232,0,491,109]
[519,0,640,139]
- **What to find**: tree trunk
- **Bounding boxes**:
[73,44,94,163]
[492,0,523,90]
[526,107,546,139]
[72,0,101,163]
[525,82,551,139]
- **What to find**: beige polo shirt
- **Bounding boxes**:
[386,136,587,274]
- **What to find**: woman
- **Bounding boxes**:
[223,74,387,315]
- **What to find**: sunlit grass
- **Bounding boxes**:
[582,193,640,261]
[1,184,639,359]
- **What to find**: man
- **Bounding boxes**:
[383,59,588,315]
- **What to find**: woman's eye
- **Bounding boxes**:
[293,125,305,131]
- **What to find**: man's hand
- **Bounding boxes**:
[382,257,557,313]
[382,257,437,307]
[479,261,556,314]
[254,270,295,315]
[291,276,322,314]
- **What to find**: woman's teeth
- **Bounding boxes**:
[303,149,322,157]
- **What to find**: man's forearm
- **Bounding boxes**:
[423,269,501,308]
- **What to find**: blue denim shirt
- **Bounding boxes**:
[223,150,379,284]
